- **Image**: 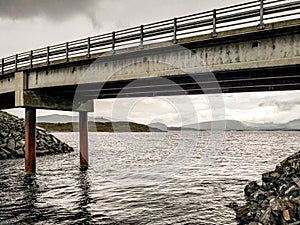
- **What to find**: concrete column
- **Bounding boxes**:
[79,111,88,169]
[25,108,36,174]
[15,71,26,107]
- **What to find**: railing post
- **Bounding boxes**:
[66,42,69,61]
[258,0,265,30]
[87,38,91,58]
[173,18,178,44]
[112,31,116,54]
[212,9,218,37]
[140,25,144,49]
[46,46,50,65]
[29,50,33,68]
[1,58,4,74]
[15,54,18,71]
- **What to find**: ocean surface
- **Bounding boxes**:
[0,131,299,225]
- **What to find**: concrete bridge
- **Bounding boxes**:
[0,0,299,174]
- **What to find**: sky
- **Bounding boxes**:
[1,0,299,126]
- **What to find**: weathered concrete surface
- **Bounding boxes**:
[13,70,94,111]
[0,19,298,109]
[14,71,26,107]
[22,90,94,112]
[0,76,14,94]
[26,32,300,89]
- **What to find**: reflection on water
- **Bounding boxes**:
[74,171,92,224]
[0,173,50,224]
[0,131,299,224]
[21,175,39,223]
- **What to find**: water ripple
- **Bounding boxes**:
[0,131,299,224]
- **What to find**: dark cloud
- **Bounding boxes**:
[259,99,300,111]
[0,0,99,26]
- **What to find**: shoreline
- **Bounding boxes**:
[37,122,163,132]
[232,150,300,224]
[0,112,73,160]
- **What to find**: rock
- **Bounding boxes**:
[226,201,239,211]
[283,209,291,221]
[262,171,282,183]
[293,177,300,188]
[285,185,297,195]
[52,137,59,144]
[269,198,284,211]
[36,150,50,156]
[0,151,7,160]
[235,202,257,223]
[15,140,25,149]
[0,111,74,160]
[234,149,300,224]
[0,148,13,160]
[0,143,7,149]
[282,199,297,218]
[245,181,260,199]
[7,139,15,151]
[0,131,8,137]
[14,149,24,157]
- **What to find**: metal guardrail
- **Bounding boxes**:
[0,0,299,75]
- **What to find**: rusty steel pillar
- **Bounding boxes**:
[25,108,36,174]
[79,111,88,169]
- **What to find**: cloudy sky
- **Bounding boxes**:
[1,0,299,126]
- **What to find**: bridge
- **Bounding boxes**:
[0,0,299,174]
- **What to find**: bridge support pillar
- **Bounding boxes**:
[25,108,36,175]
[79,111,89,169]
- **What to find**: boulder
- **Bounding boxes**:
[234,149,300,224]
[0,111,73,160]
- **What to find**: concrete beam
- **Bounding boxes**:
[14,71,94,111]
[21,90,94,112]
[74,100,94,112]
[23,90,72,111]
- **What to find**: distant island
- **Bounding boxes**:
[37,114,164,132]
[37,122,162,132]
[37,115,300,132]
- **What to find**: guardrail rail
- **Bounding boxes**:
[0,0,299,75]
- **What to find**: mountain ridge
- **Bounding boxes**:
[37,114,300,131]
[152,119,300,131]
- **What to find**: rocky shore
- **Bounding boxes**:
[0,111,73,160]
[232,150,300,224]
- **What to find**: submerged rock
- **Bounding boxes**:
[0,111,73,160]
[234,149,300,224]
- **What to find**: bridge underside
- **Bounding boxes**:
[18,64,299,106]
[1,64,297,113]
